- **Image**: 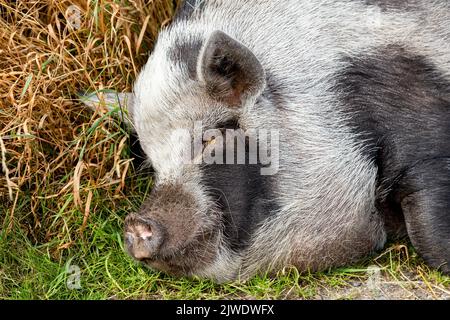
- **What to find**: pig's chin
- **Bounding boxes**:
[140,228,221,277]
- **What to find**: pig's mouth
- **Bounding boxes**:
[139,229,220,276]
[124,211,221,277]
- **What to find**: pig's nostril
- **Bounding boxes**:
[124,215,165,261]
[136,225,153,239]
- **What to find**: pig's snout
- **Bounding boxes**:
[123,183,220,276]
[124,214,166,260]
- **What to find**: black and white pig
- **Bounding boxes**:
[84,0,450,281]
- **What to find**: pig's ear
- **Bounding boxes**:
[198,31,266,107]
[79,91,135,129]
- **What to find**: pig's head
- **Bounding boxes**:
[118,30,271,281]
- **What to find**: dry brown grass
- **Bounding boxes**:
[0,0,178,249]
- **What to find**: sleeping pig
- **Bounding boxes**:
[83,0,450,282]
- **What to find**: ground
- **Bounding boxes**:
[0,1,449,300]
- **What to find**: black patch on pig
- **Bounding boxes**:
[202,165,278,252]
[200,121,279,252]
[173,0,206,21]
[168,39,203,80]
[395,158,450,274]
[334,44,450,271]
[335,44,450,189]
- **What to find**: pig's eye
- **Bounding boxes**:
[202,137,217,150]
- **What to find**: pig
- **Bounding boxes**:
[83,0,450,282]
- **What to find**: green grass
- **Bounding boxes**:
[1,182,449,300]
